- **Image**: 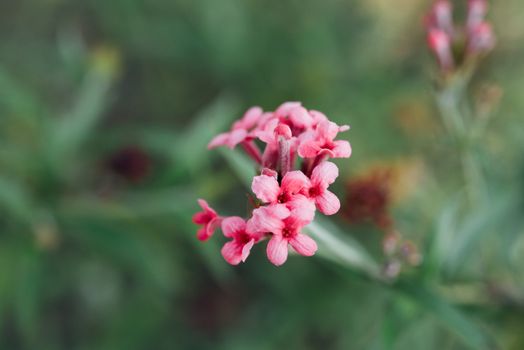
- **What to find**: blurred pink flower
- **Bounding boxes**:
[467,0,488,32]
[193,199,222,241]
[467,22,495,53]
[425,0,454,36]
[208,106,263,149]
[427,28,454,71]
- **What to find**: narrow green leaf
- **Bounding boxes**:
[395,280,494,350]
[47,55,117,168]
[305,217,382,279]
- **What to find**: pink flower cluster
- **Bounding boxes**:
[193,102,351,266]
[425,0,495,72]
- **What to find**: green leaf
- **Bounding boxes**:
[305,217,382,279]
[443,190,521,276]
[173,95,239,174]
[395,280,494,350]
[46,56,117,170]
[0,176,34,223]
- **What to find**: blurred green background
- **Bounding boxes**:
[1,0,524,349]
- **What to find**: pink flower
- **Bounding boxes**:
[247,205,317,266]
[298,120,351,159]
[425,0,454,35]
[467,0,488,32]
[252,170,316,221]
[193,199,222,241]
[467,22,495,54]
[208,106,263,149]
[427,28,454,71]
[273,101,314,132]
[304,161,341,215]
[220,216,260,265]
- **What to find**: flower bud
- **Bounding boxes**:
[427,28,454,71]
[467,22,495,55]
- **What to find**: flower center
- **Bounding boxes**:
[277,191,292,203]
[282,227,294,238]
[237,231,251,244]
[308,185,321,198]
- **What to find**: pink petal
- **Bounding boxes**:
[281,171,310,195]
[252,174,280,203]
[275,101,301,118]
[205,217,221,238]
[246,205,288,234]
[256,118,279,145]
[315,190,341,215]
[261,168,278,178]
[266,235,289,266]
[311,161,339,187]
[196,227,209,241]
[221,216,246,238]
[267,203,292,219]
[286,195,316,224]
[241,239,256,262]
[289,233,318,257]
[289,106,313,129]
[237,106,263,130]
[317,121,340,140]
[192,211,209,225]
[331,140,352,158]
[221,241,243,265]
[297,140,321,158]
[197,199,216,215]
[309,110,328,125]
[226,129,248,148]
[207,132,230,149]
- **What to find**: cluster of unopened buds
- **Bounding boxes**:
[382,230,422,278]
[193,102,351,266]
[425,0,495,73]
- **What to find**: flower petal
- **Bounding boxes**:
[246,205,287,234]
[252,174,280,203]
[207,132,230,149]
[275,101,301,118]
[317,120,340,140]
[196,227,209,241]
[289,233,318,257]
[315,190,341,215]
[221,216,246,238]
[281,171,310,195]
[235,106,263,130]
[286,195,315,224]
[197,199,216,215]
[266,235,289,266]
[241,239,256,262]
[192,211,209,225]
[297,139,321,158]
[289,106,313,129]
[205,217,221,238]
[331,140,352,158]
[221,240,243,265]
[311,161,339,187]
[226,129,248,148]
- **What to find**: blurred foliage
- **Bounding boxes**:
[0,0,524,349]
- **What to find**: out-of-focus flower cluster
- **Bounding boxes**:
[193,102,351,266]
[425,0,495,73]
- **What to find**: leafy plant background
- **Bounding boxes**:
[1,0,524,349]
